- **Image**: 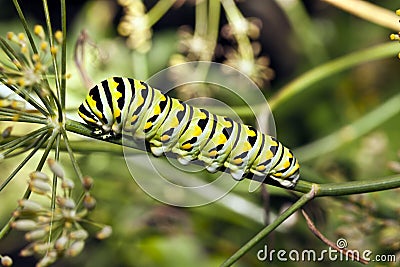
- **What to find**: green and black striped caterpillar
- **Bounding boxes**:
[78,77,300,188]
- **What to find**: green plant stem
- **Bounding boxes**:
[42,0,63,122]
[61,129,84,182]
[195,0,207,37]
[269,42,399,110]
[132,51,148,80]
[0,127,49,150]
[60,0,67,108]
[1,127,51,157]
[11,0,38,54]
[208,0,220,39]
[294,92,400,162]
[0,116,48,124]
[208,0,221,60]
[64,118,400,196]
[146,0,177,27]
[0,107,47,120]
[221,185,318,267]
[294,174,400,195]
[0,130,50,192]
[1,137,125,155]
[48,132,61,246]
[220,0,253,60]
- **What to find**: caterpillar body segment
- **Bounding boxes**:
[78,77,300,188]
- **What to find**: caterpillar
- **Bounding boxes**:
[78,77,300,188]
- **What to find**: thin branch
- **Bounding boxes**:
[11,0,38,54]
[146,0,177,27]
[0,130,50,192]
[301,209,369,264]
[61,128,84,182]
[221,185,318,267]
[65,118,400,196]
[60,0,67,108]
[74,30,94,89]
[42,0,63,122]
[0,107,47,120]
[0,127,49,150]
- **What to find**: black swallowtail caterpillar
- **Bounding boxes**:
[78,77,300,188]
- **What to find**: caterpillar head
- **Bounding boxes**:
[78,82,121,139]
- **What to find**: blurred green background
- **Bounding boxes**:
[0,0,400,266]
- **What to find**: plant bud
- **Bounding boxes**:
[1,255,13,266]
[82,176,94,191]
[54,236,69,251]
[11,219,38,231]
[18,199,43,212]
[33,242,52,254]
[83,194,96,210]
[54,31,63,44]
[36,251,57,267]
[29,171,49,182]
[29,180,51,194]
[47,159,64,178]
[33,25,45,39]
[56,197,76,210]
[69,229,88,240]
[61,178,75,189]
[25,228,47,241]
[19,245,34,257]
[65,241,85,257]
[96,225,112,240]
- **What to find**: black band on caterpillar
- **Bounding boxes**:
[78,77,300,188]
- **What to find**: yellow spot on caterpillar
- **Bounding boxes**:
[193,125,202,136]
[232,158,243,165]
[161,135,170,142]
[282,160,290,168]
[154,104,161,115]
[171,117,179,128]
[134,79,146,90]
[208,150,218,157]
[217,134,227,145]
[86,96,102,119]
[137,95,144,107]
[246,128,256,136]
[113,90,122,99]
[114,108,121,119]
[256,165,266,172]
[109,79,119,90]
[182,143,192,150]
[78,111,97,124]
[145,121,152,129]
[223,120,232,128]
[244,142,251,151]
[131,115,138,122]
